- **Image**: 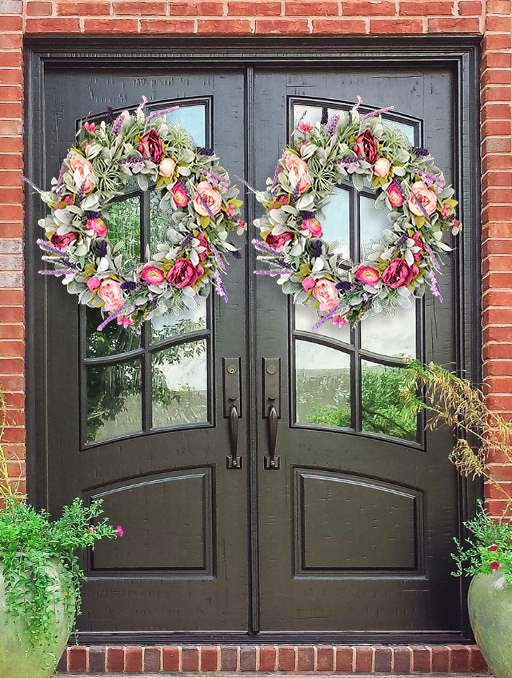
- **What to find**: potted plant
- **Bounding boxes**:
[405,361,512,678]
[0,395,122,678]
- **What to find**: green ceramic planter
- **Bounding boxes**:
[469,572,512,678]
[0,562,74,678]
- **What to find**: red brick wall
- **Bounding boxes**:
[0,0,510,511]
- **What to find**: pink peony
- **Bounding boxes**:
[159,158,176,177]
[302,218,322,237]
[140,265,165,285]
[193,181,222,217]
[87,218,107,238]
[115,525,125,538]
[87,277,101,291]
[312,279,338,311]
[355,265,380,285]
[98,279,124,311]
[411,231,425,262]
[50,231,78,251]
[408,180,437,217]
[353,130,378,163]
[382,258,418,289]
[167,257,203,288]
[138,129,163,164]
[265,231,293,252]
[196,232,210,262]
[388,183,404,207]
[70,154,95,194]
[302,276,316,291]
[373,157,391,177]
[172,183,189,207]
[285,154,309,194]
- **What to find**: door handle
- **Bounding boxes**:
[263,357,281,470]
[224,358,242,469]
[264,404,280,470]
[227,402,242,469]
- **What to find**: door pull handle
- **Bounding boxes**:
[224,357,242,469]
[264,403,280,470]
[227,402,242,469]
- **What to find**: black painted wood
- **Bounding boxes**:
[24,37,481,644]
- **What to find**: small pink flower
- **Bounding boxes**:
[388,183,404,207]
[373,157,391,178]
[55,195,75,210]
[172,183,189,207]
[355,265,380,285]
[312,279,338,311]
[98,279,124,311]
[237,219,246,231]
[117,316,133,328]
[302,218,322,238]
[226,205,236,217]
[453,219,461,229]
[115,525,125,538]
[441,204,451,216]
[302,276,316,291]
[299,122,312,132]
[140,265,165,286]
[490,561,500,571]
[332,315,348,327]
[87,277,101,291]
[159,158,176,177]
[87,527,95,534]
[411,232,425,262]
[87,218,107,238]
[84,122,96,133]
[488,544,498,552]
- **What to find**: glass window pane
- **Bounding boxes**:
[360,195,389,260]
[293,104,342,129]
[151,300,208,344]
[152,339,208,428]
[295,303,350,344]
[163,104,206,147]
[318,187,350,259]
[150,188,171,246]
[87,360,142,443]
[295,340,351,429]
[106,195,141,262]
[86,307,141,358]
[385,119,415,145]
[361,361,417,441]
[361,304,416,359]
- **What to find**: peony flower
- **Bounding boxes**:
[382,258,419,289]
[355,265,380,285]
[84,122,96,133]
[441,204,451,217]
[490,561,500,571]
[70,153,95,194]
[138,129,163,164]
[265,231,293,252]
[193,181,222,217]
[98,279,124,311]
[117,317,133,328]
[373,157,391,177]
[172,183,189,207]
[285,154,309,194]
[408,180,437,217]
[411,231,425,262]
[302,277,316,291]
[302,218,322,238]
[50,231,78,251]
[87,277,101,291]
[196,232,210,262]
[140,265,165,285]
[167,257,203,288]
[87,218,107,238]
[312,279,338,311]
[388,183,404,207]
[159,158,176,177]
[353,129,378,163]
[115,525,125,538]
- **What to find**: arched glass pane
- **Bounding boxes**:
[86,307,141,358]
[293,104,341,129]
[151,300,208,343]
[359,195,389,260]
[318,187,350,259]
[361,304,416,359]
[152,339,208,428]
[361,361,417,441]
[163,104,206,147]
[150,188,172,246]
[295,303,350,344]
[87,360,142,443]
[105,194,141,263]
[295,340,351,429]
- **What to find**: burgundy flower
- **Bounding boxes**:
[138,129,163,164]
[167,257,203,288]
[50,231,79,251]
[196,232,211,262]
[353,129,378,164]
[265,231,293,252]
[381,257,419,289]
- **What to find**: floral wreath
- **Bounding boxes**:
[250,98,461,330]
[23,97,245,330]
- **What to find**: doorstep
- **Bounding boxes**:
[55,675,490,678]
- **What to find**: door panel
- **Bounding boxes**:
[254,69,461,632]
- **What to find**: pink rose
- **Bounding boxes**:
[87,277,101,291]
[408,180,437,217]
[265,231,293,252]
[285,154,309,194]
[167,257,202,288]
[98,279,124,311]
[138,130,163,164]
[388,183,404,207]
[87,218,107,238]
[159,158,176,177]
[312,279,338,311]
[373,157,391,177]
[381,258,418,289]
[355,265,380,285]
[196,232,210,262]
[353,130,378,163]
[193,181,222,217]
[140,265,165,285]
[50,231,78,251]
[70,154,94,194]
[172,183,189,207]
[302,218,322,237]
[302,276,316,291]
[411,231,425,262]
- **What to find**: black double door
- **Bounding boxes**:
[38,62,469,640]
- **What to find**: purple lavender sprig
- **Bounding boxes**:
[254,269,292,276]
[390,232,409,258]
[336,281,352,291]
[271,161,281,194]
[232,250,242,260]
[38,269,77,276]
[37,238,72,258]
[209,242,226,273]
[75,182,85,204]
[409,189,430,219]
[290,182,300,203]
[204,171,230,191]
[424,241,441,271]
[301,211,316,220]
[361,105,394,121]
[197,147,214,156]
[213,269,228,303]
[85,210,100,219]
[111,113,124,136]
[175,231,194,258]
[121,281,137,291]
[321,107,329,125]
[252,239,284,258]
[97,299,134,331]
[312,302,343,331]
[429,270,443,303]
[411,168,445,189]
[447,249,457,260]
[337,155,360,169]
[412,147,429,156]
[146,105,179,122]
[312,240,323,258]
[97,240,108,258]
[122,156,145,170]
[56,161,67,193]
[197,192,215,219]
[326,114,340,136]
[106,107,114,124]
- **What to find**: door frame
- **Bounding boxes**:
[24,36,481,645]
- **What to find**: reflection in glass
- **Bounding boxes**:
[87,360,142,443]
[86,307,141,358]
[105,195,141,262]
[152,339,208,428]
[319,187,350,259]
[361,361,417,441]
[295,340,351,429]
[151,299,208,343]
[361,304,416,359]
[150,189,174,246]
[360,195,389,260]
[293,104,341,129]
[163,105,206,147]
[295,303,350,344]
